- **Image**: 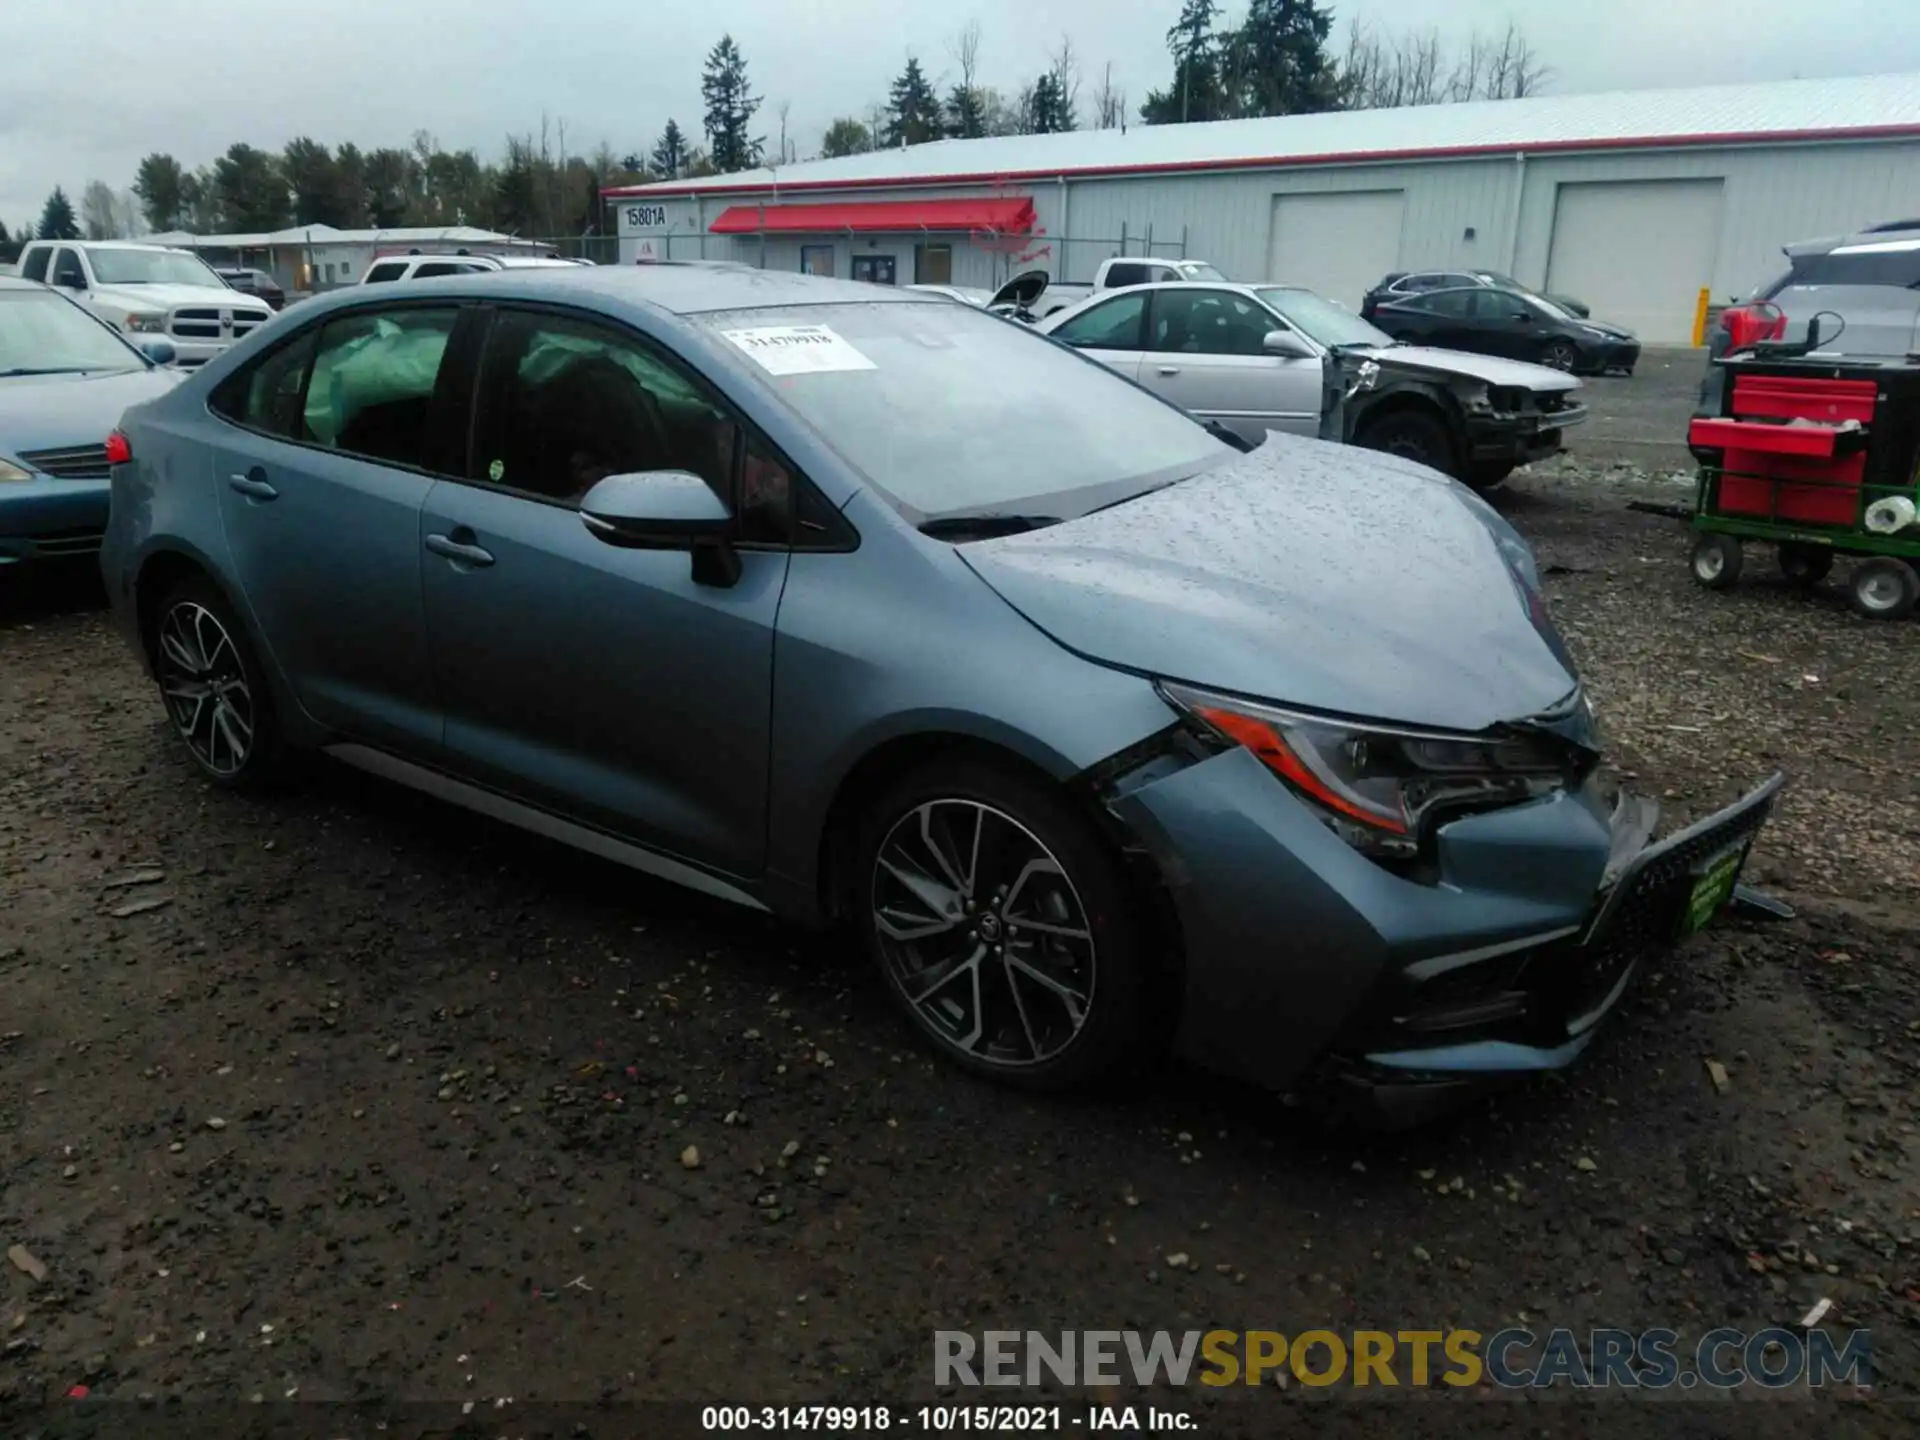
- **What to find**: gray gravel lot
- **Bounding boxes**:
[1,383,1916,1434]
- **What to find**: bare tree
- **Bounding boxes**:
[1483,21,1552,99]
[950,19,981,94]
[1091,62,1126,129]
[1340,19,1544,110]
[1048,35,1082,130]
[80,180,123,239]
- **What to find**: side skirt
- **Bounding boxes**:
[322,742,769,913]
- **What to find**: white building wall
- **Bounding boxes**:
[612,137,1920,324]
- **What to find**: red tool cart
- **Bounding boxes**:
[1686,347,1920,620]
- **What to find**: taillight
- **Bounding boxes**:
[1720,302,1787,350]
[105,431,132,465]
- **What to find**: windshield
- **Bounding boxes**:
[1176,262,1227,281]
[0,290,144,373]
[1254,287,1395,349]
[88,248,223,287]
[701,301,1227,520]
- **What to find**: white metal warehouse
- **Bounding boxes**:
[605,72,1920,344]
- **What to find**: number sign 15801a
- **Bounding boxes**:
[625,204,669,229]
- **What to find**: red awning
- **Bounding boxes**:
[708,196,1035,236]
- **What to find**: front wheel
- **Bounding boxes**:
[151,575,285,786]
[1356,409,1457,478]
[857,761,1159,1090]
[1540,339,1578,371]
[1690,533,1742,590]
[1849,557,1919,621]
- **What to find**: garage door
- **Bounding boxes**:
[1266,191,1405,310]
[1545,180,1724,343]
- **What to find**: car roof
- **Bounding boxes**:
[351,263,949,316]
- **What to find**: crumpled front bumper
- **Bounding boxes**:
[1103,744,1782,1115]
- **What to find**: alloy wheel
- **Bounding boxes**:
[1542,342,1577,371]
[870,799,1096,1069]
[156,601,255,776]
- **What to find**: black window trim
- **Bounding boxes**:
[440,298,853,554]
[205,296,481,486]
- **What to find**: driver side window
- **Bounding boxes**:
[1148,289,1273,357]
[51,249,86,288]
[470,308,790,544]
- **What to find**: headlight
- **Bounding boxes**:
[0,457,34,483]
[1160,681,1586,860]
[123,313,168,333]
[1580,325,1610,339]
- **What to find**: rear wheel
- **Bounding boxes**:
[1849,557,1919,621]
[1357,409,1457,478]
[1690,533,1742,590]
[151,576,285,787]
[1540,339,1578,371]
[856,760,1159,1091]
[1777,542,1834,588]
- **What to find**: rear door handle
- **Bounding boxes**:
[425,532,495,568]
[228,472,277,501]
[1156,365,1181,376]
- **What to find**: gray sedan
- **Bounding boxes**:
[99,265,1776,1117]
[1038,281,1587,487]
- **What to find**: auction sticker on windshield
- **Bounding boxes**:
[721,324,876,376]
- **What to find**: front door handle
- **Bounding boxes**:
[425,532,495,568]
[228,471,277,501]
[1156,365,1181,376]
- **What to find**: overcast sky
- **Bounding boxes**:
[6,0,1919,227]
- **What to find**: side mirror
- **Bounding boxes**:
[579,470,740,586]
[1262,329,1313,359]
[139,339,177,366]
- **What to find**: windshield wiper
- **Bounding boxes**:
[918,512,1063,541]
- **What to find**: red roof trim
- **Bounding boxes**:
[706,196,1036,235]
[604,123,1920,200]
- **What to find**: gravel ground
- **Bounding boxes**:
[1,456,1916,1435]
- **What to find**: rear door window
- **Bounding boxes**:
[363,261,408,283]
[304,308,462,467]
[1103,262,1151,289]
[20,247,50,283]
[210,329,321,438]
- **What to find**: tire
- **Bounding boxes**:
[150,575,285,787]
[1540,339,1578,371]
[1848,557,1919,621]
[1464,461,1515,491]
[1690,533,1742,590]
[1777,542,1834,588]
[856,759,1159,1091]
[1357,409,1457,478]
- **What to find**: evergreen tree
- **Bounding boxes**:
[1141,0,1224,125]
[883,56,942,148]
[701,35,764,173]
[283,137,345,226]
[1023,73,1075,134]
[649,119,688,180]
[37,187,80,241]
[820,118,874,158]
[1232,0,1340,116]
[945,84,987,139]
[133,154,188,232]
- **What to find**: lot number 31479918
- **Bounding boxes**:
[626,204,669,229]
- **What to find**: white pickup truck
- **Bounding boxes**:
[16,240,274,366]
[1024,255,1228,319]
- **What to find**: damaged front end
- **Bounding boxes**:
[1080,702,1783,1126]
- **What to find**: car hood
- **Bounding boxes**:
[0,367,183,455]
[1360,344,1583,392]
[959,432,1579,733]
[92,283,269,313]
